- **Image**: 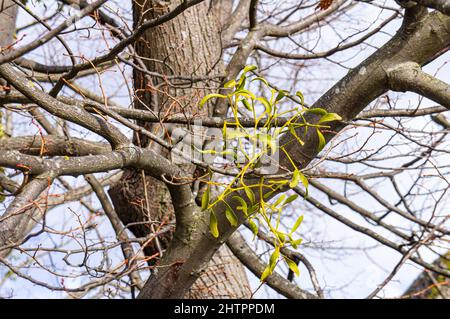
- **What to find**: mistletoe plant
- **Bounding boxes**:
[198,65,341,280]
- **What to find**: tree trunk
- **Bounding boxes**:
[109,0,251,299]
[0,0,17,49]
[0,0,18,92]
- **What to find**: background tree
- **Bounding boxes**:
[0,0,448,299]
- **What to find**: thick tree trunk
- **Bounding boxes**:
[0,0,17,49]
[109,0,251,299]
[0,0,18,92]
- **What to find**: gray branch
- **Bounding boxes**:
[387,61,450,110]
[227,232,317,299]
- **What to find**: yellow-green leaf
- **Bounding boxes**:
[316,129,326,152]
[243,65,257,73]
[201,187,210,211]
[261,266,271,281]
[199,93,227,109]
[296,91,304,105]
[247,203,259,216]
[291,238,303,249]
[224,79,236,88]
[257,97,272,114]
[276,231,286,243]
[269,247,280,271]
[273,194,286,207]
[258,133,277,155]
[225,206,238,227]
[243,185,255,204]
[275,90,288,102]
[235,89,256,100]
[237,74,247,90]
[318,112,342,124]
[285,257,300,276]
[209,211,219,238]
[233,196,248,216]
[241,98,253,111]
[284,194,299,205]
[251,76,269,87]
[291,215,304,234]
[298,171,308,189]
[248,219,259,236]
[289,169,301,188]
[298,171,309,197]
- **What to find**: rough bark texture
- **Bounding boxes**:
[109,169,174,262]
[0,0,17,49]
[0,0,18,91]
[109,0,251,299]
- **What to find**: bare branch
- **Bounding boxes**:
[0,0,109,64]
[264,0,346,37]
[0,174,53,258]
[227,231,317,299]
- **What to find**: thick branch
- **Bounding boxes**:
[222,0,251,46]
[387,61,450,110]
[0,136,110,156]
[279,8,450,171]
[0,64,129,148]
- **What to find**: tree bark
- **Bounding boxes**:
[109,0,251,299]
[0,0,17,49]
[0,1,27,257]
